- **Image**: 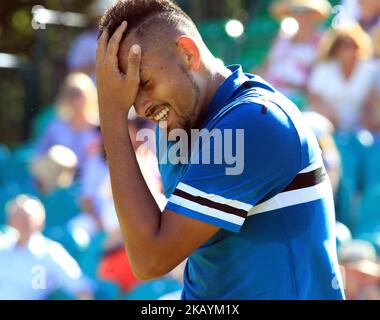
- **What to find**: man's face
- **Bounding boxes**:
[119,35,201,133]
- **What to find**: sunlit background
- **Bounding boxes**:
[1,0,380,300]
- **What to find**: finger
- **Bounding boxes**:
[106,21,128,66]
[125,44,141,91]
[96,28,110,64]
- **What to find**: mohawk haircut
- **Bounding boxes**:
[99,0,200,43]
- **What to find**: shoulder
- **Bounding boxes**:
[213,94,299,141]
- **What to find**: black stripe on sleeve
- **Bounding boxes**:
[282,167,327,193]
[172,189,248,218]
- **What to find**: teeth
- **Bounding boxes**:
[154,107,170,122]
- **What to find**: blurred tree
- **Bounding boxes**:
[0,0,93,146]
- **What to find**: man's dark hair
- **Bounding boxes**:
[99,0,200,43]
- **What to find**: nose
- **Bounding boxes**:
[133,92,153,118]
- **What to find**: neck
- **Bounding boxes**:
[340,59,357,79]
[206,65,231,106]
[194,61,232,129]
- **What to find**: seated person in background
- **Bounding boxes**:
[28,145,83,234]
[338,239,380,300]
[357,0,380,34]
[303,112,341,193]
[0,195,94,300]
[257,0,331,108]
[341,0,380,34]
[308,22,377,131]
[30,145,78,196]
[362,25,380,135]
[34,72,101,178]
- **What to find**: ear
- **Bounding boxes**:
[176,36,201,70]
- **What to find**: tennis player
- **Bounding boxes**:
[96,0,345,299]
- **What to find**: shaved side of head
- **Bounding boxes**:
[99,0,202,51]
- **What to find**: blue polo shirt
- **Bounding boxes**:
[156,65,345,300]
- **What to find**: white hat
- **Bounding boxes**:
[271,0,332,21]
[30,145,78,193]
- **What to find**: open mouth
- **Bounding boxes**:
[152,106,170,122]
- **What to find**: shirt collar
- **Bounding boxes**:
[203,65,249,125]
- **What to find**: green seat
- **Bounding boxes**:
[0,144,10,186]
[30,105,57,142]
[334,132,366,232]
[355,186,380,255]
[4,142,36,185]
[78,231,107,279]
[41,184,81,230]
[363,139,380,191]
[356,186,380,235]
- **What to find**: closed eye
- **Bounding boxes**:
[141,80,150,87]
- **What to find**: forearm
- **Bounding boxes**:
[100,114,162,274]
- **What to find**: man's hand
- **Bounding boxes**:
[96,21,141,117]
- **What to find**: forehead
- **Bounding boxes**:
[118,34,175,74]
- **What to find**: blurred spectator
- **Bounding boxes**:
[303,111,341,193]
[67,0,116,81]
[372,25,380,60]
[27,145,85,248]
[35,72,100,178]
[308,23,377,131]
[357,0,380,34]
[30,145,78,195]
[257,0,331,108]
[0,195,93,300]
[340,0,380,34]
[338,239,380,299]
[362,25,380,134]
